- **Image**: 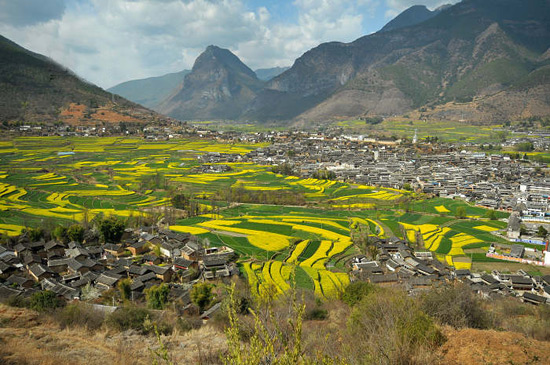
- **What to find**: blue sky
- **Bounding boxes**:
[0,0,457,88]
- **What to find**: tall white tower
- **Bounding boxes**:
[412,129,418,144]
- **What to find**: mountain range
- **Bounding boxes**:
[2,0,550,125]
[149,0,550,123]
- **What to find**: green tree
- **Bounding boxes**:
[26,227,44,241]
[342,281,379,307]
[67,224,85,243]
[485,210,497,220]
[145,284,170,310]
[347,289,444,363]
[172,194,190,210]
[118,278,132,302]
[537,225,548,238]
[190,282,214,312]
[455,206,466,219]
[515,142,534,152]
[99,216,126,243]
[30,290,62,312]
[520,224,528,236]
[52,226,68,242]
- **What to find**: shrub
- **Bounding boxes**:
[342,281,378,306]
[52,226,68,242]
[106,305,150,333]
[176,316,203,333]
[305,307,328,321]
[347,289,444,364]
[67,224,85,243]
[55,303,105,331]
[145,284,170,310]
[5,295,29,308]
[143,315,173,336]
[118,278,132,302]
[419,284,493,329]
[29,291,63,312]
[191,282,214,312]
[99,216,126,243]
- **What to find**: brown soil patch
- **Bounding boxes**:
[91,107,141,123]
[60,103,86,124]
[438,327,550,364]
[59,102,144,125]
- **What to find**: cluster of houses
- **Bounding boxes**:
[0,227,237,306]
[350,238,550,305]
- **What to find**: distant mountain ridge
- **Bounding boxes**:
[157,45,265,120]
[4,0,550,125]
[380,5,445,33]
[108,66,287,110]
[254,66,290,81]
[108,70,189,109]
[152,0,550,123]
[243,0,550,123]
[0,35,155,123]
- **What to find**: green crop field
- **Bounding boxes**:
[0,136,519,298]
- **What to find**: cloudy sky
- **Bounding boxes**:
[0,0,456,88]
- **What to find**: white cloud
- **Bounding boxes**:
[0,0,65,26]
[0,0,381,88]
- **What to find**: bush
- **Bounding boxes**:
[55,303,105,331]
[176,316,203,333]
[145,283,170,310]
[99,216,125,243]
[29,291,63,312]
[305,307,328,320]
[105,305,150,333]
[191,282,214,312]
[5,295,29,308]
[143,315,173,335]
[67,224,85,243]
[347,289,444,364]
[419,284,493,329]
[342,281,378,306]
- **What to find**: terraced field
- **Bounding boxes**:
[0,136,514,298]
[171,209,370,299]
[399,219,508,269]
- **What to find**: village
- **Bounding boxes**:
[3,121,550,311]
[1,218,550,314]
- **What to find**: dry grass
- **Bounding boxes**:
[0,304,226,365]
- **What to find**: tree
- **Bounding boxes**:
[342,281,379,306]
[537,225,548,238]
[99,216,126,243]
[515,142,534,152]
[172,194,190,210]
[30,290,62,312]
[455,206,466,219]
[118,278,132,302]
[26,227,44,241]
[145,284,170,310]
[520,224,528,236]
[485,210,497,220]
[190,282,214,312]
[52,226,68,242]
[67,224,85,243]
